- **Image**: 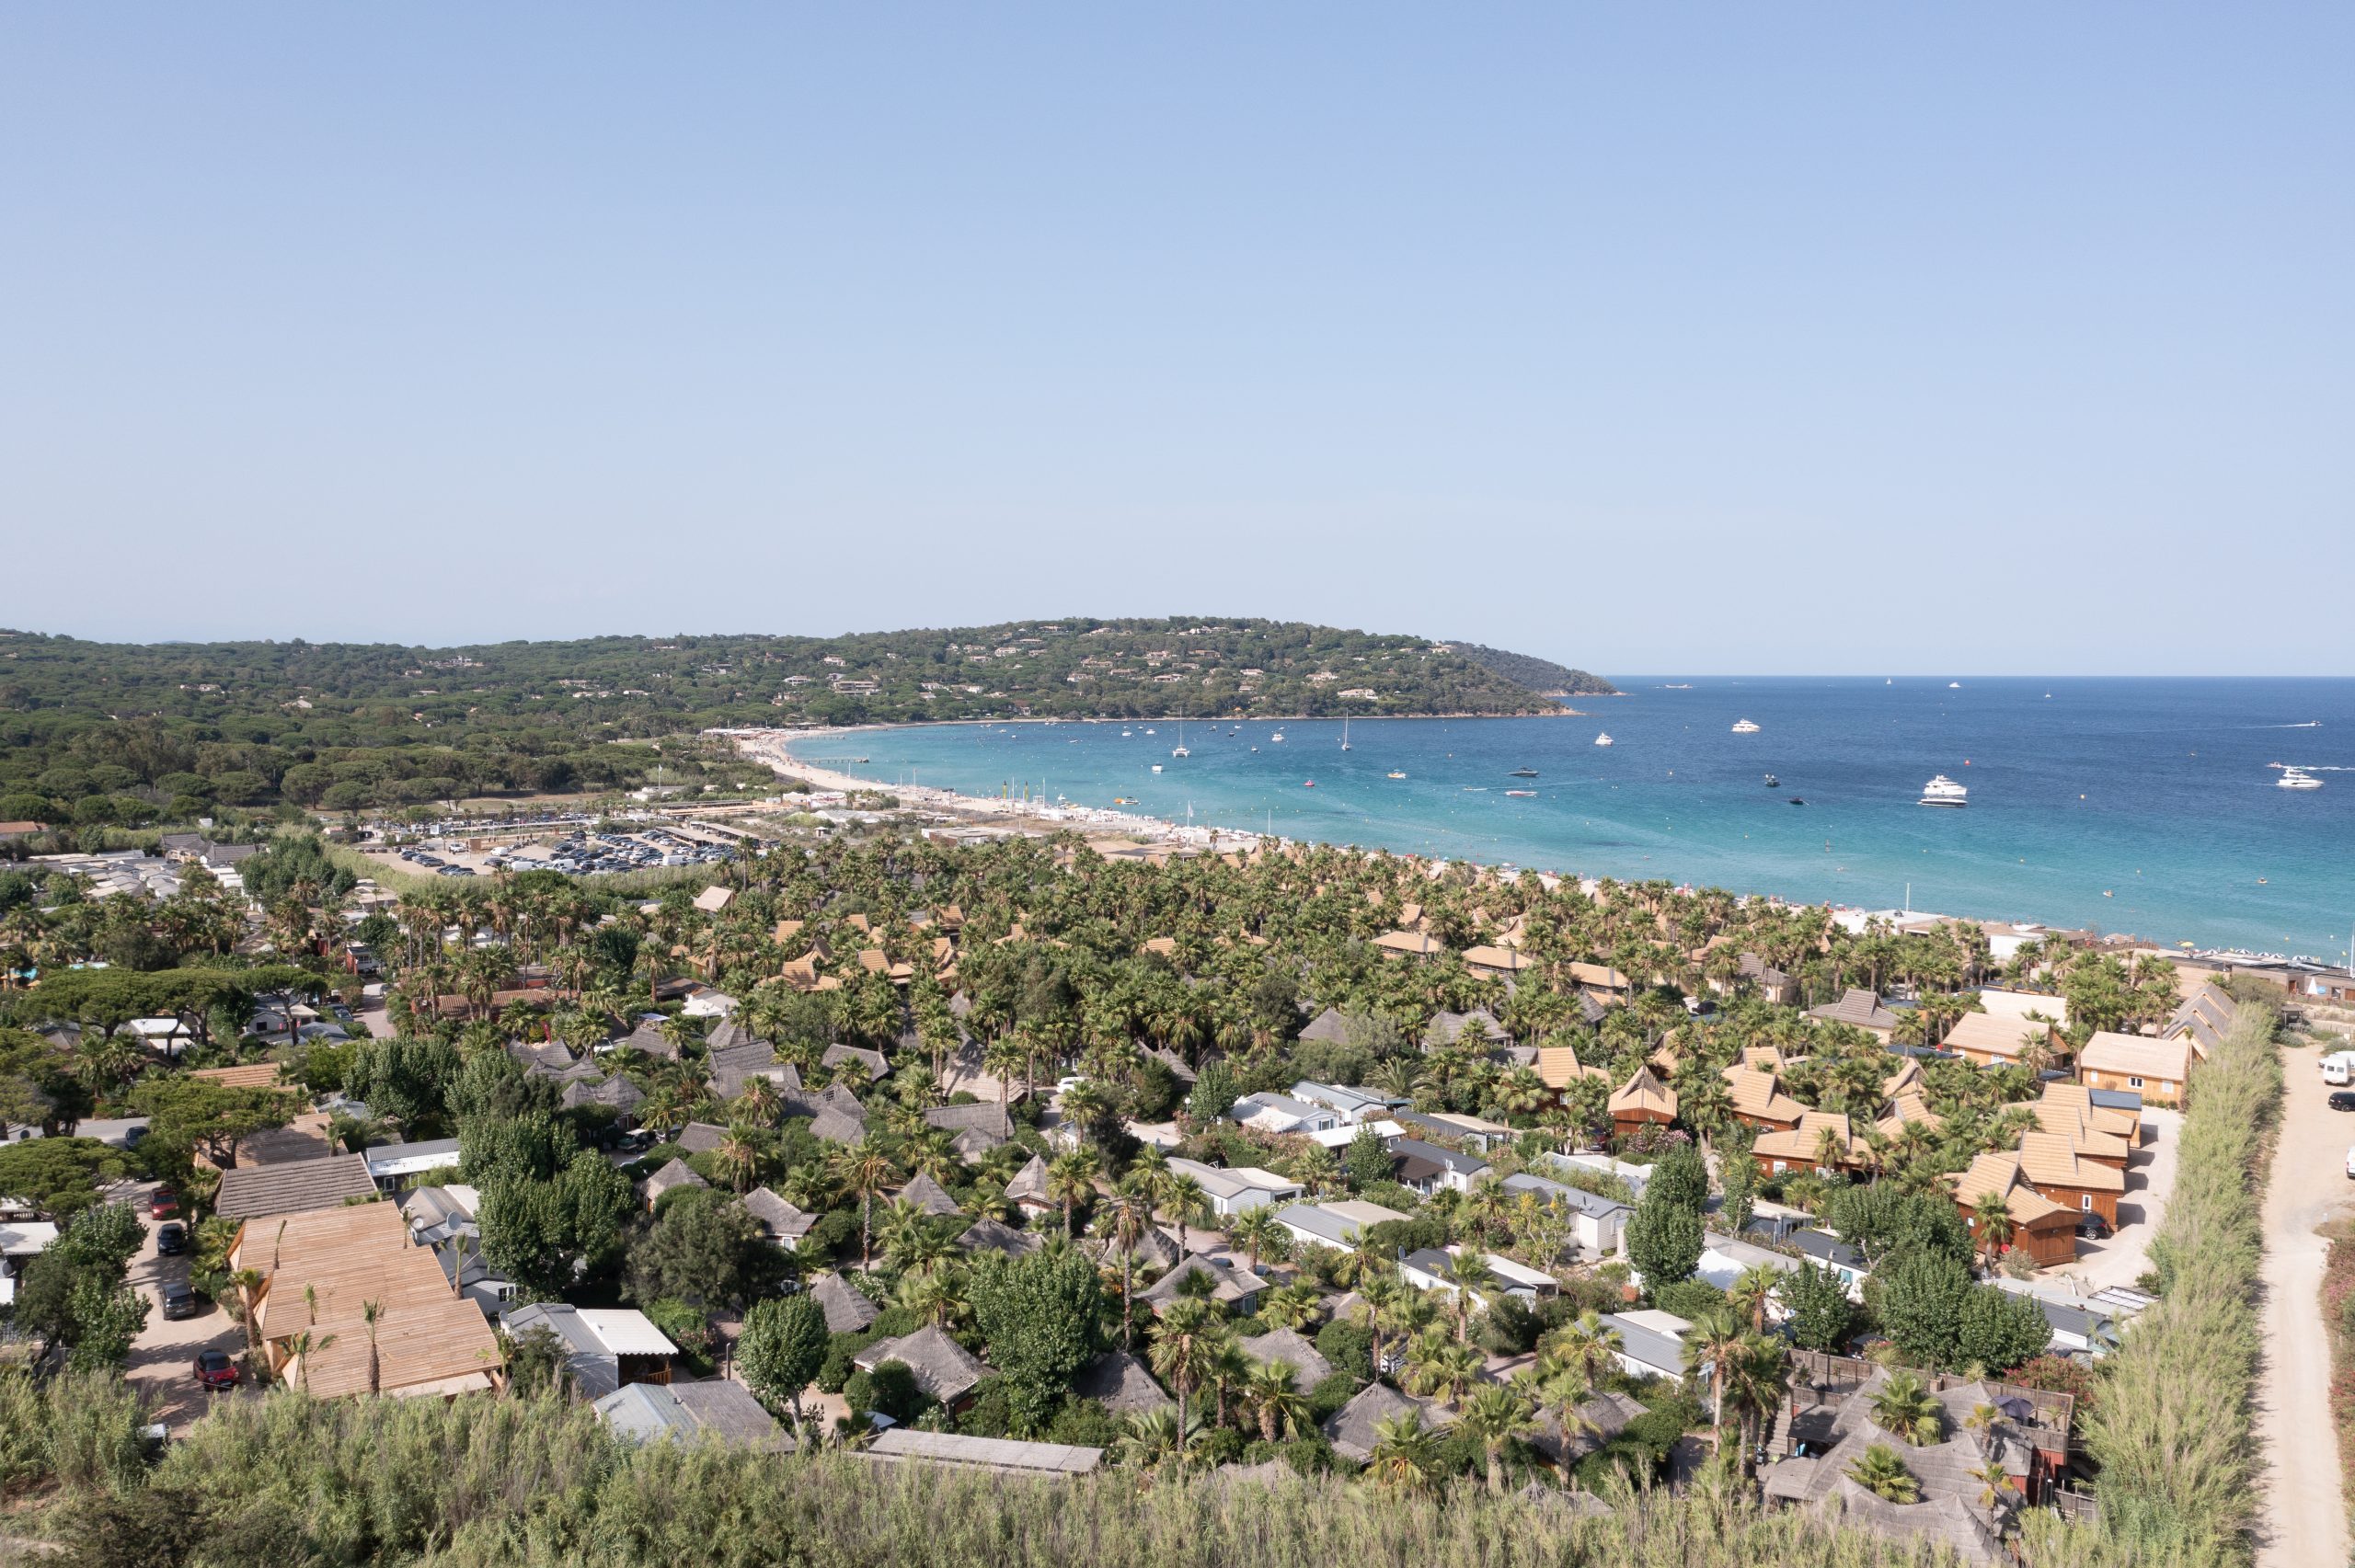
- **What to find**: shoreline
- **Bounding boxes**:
[717,724,2321,966]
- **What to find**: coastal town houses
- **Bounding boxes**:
[1606,1066,1677,1140]
[1807,988,1905,1040]
[2076,1032,2191,1107]
[1752,1112,1869,1178]
[2013,1130,2127,1225]
[1941,1010,2065,1071]
[2164,980,2238,1061]
[1947,1151,2077,1267]
[1720,1065,1808,1136]
[227,1203,504,1398]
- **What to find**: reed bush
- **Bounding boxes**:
[6,1379,2009,1568]
[2026,1001,2280,1567]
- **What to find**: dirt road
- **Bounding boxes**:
[2255,1060,2350,1566]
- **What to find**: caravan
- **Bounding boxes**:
[2323,1051,2355,1087]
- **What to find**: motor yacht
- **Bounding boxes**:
[1920,774,1969,807]
[1763,773,1779,787]
[1593,733,1614,747]
[1731,719,1761,734]
[1386,770,1407,780]
[2279,766,2324,790]
[1510,767,1538,778]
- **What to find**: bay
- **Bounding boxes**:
[828,677,2355,960]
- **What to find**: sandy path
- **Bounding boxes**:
[2255,1060,2351,1566]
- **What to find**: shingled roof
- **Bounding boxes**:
[1322,1383,1454,1461]
[215,1153,379,1220]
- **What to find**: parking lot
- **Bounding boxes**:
[362,824,738,880]
[120,1180,251,1434]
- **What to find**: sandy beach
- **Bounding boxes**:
[721,727,1273,855]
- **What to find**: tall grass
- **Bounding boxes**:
[10,1385,1996,1568]
[2023,1002,2280,1567]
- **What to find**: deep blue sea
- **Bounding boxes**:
[827,679,2355,960]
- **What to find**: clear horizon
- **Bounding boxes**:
[4,7,2349,673]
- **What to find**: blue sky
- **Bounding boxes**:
[3,6,2348,673]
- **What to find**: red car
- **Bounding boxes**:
[192,1349,239,1391]
[149,1189,179,1220]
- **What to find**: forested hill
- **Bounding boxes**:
[1445,642,1618,697]
[0,620,1577,818]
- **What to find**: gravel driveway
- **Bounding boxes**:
[2255,1063,2352,1566]
[120,1181,251,1434]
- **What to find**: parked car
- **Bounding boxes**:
[155,1221,187,1255]
[2329,1091,2355,1112]
[149,1189,179,1219]
[160,1282,201,1321]
[2075,1213,2113,1241]
[192,1349,239,1390]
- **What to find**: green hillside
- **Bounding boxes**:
[1445,641,1618,697]
[0,619,1579,819]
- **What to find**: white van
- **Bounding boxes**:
[2323,1052,2355,1086]
[2346,1144,2355,1181]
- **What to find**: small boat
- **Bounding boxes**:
[1340,717,1351,751]
[1271,732,1285,743]
[1510,767,1538,778]
[1948,681,1961,690]
[1787,797,1806,806]
[1171,718,1189,758]
[1593,733,1614,747]
[1763,773,1779,787]
[1143,728,1155,735]
[1731,718,1761,734]
[1920,774,1969,807]
[1303,780,1315,788]
[1151,764,1163,773]
[1663,683,1692,689]
[1120,729,1132,738]
[1504,789,1536,797]
[1386,771,1407,780]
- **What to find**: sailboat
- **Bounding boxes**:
[1170,717,1189,759]
[1340,716,1350,751]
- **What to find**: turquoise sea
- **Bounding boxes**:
[823,679,2355,961]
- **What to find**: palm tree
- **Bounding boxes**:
[830,1145,902,1269]
[1113,1405,1199,1471]
[1243,1360,1308,1442]
[1845,1442,1920,1503]
[227,1267,266,1353]
[1457,1383,1536,1494]
[1402,1332,1481,1406]
[1096,1181,1155,1350]
[281,1328,339,1392]
[1147,1299,1221,1458]
[1686,1309,1747,1438]
[1965,1458,2016,1512]
[713,1125,764,1193]
[1543,1310,1623,1388]
[1726,1265,1779,1334]
[1205,1338,1249,1427]
[1868,1370,1944,1447]
[1045,1150,1097,1238]
[1155,1171,1208,1258]
[896,1265,971,1329]
[1226,1207,1284,1273]
[1258,1281,1321,1332]
[1970,1191,2014,1266]
[361,1299,384,1395]
[1356,1268,1407,1382]
[1366,1410,1442,1491]
[1436,1249,1493,1344]
[1530,1368,1602,1479]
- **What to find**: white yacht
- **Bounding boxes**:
[1731,718,1761,734]
[1920,774,1969,807]
[1270,731,1285,743]
[2279,766,2324,790]
[1594,732,1614,747]
[1170,719,1189,758]
[1340,716,1351,751]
